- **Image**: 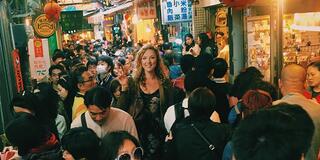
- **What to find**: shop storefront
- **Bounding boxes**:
[243,0,320,83]
[89,1,134,44]
[134,0,157,44]
[160,0,193,50]
[198,1,237,81]
[60,10,94,41]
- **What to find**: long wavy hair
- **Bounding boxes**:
[133,45,168,86]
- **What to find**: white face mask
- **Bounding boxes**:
[96,64,107,74]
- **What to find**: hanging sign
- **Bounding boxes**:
[28,39,51,81]
[137,0,156,19]
[33,14,56,38]
[12,49,24,93]
[161,0,192,24]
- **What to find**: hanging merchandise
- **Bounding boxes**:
[222,0,256,10]
[44,1,61,22]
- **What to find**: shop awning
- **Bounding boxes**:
[61,2,102,12]
[100,1,133,15]
[199,0,221,7]
[88,1,133,24]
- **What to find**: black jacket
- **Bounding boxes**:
[166,117,232,160]
[207,80,232,123]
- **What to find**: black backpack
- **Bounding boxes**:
[171,101,188,131]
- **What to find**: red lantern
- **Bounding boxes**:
[222,0,256,10]
[44,1,61,22]
[124,14,131,21]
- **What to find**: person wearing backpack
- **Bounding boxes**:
[70,86,138,140]
[164,87,232,160]
[163,70,220,133]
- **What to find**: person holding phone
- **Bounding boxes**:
[182,34,200,57]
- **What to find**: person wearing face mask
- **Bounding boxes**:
[97,55,114,90]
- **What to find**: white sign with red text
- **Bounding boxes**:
[28,38,51,82]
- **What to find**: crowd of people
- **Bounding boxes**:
[1,32,320,160]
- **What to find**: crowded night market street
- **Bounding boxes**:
[0,0,320,159]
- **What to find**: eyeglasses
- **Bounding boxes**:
[115,147,143,160]
[81,76,95,83]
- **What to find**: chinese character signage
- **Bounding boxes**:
[12,49,24,93]
[33,14,56,38]
[28,39,51,81]
[137,0,156,19]
[161,0,192,24]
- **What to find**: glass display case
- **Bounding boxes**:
[246,15,271,81]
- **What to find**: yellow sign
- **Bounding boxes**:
[33,14,56,37]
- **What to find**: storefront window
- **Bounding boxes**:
[167,22,192,54]
[283,12,320,68]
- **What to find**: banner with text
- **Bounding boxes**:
[161,0,192,24]
[28,39,51,82]
[137,0,156,19]
[12,49,24,93]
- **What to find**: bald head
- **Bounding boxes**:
[279,64,306,95]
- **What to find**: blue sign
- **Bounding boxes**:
[62,6,77,12]
[161,0,192,24]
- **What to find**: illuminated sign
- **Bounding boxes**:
[137,0,156,19]
[161,0,192,24]
[33,14,56,38]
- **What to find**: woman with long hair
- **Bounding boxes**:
[117,44,175,160]
[182,33,200,57]
[197,32,218,57]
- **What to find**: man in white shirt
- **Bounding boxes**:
[71,86,138,139]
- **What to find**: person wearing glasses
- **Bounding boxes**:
[71,66,97,120]
[71,86,138,139]
[99,131,143,160]
[49,64,66,91]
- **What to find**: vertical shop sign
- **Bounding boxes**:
[137,0,156,19]
[28,39,51,81]
[161,0,192,24]
[12,49,24,93]
[33,39,44,57]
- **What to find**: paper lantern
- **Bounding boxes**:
[44,1,61,22]
[222,0,256,10]
[124,14,131,21]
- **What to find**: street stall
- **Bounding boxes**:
[242,0,320,83]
